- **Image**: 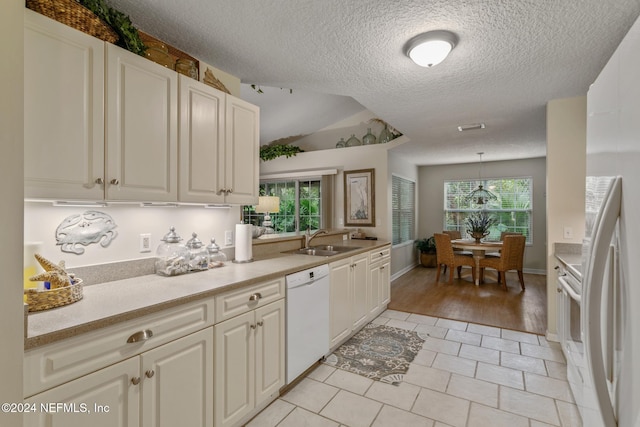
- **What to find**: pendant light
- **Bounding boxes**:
[466,152,497,206]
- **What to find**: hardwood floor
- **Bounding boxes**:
[388,266,547,335]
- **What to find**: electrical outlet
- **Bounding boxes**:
[225,230,233,246]
[563,226,573,240]
[140,233,151,252]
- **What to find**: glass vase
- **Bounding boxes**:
[345,134,361,147]
[378,125,392,144]
[335,137,346,148]
[362,128,377,145]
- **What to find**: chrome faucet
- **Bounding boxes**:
[304,227,329,248]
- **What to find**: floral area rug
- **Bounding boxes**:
[325,323,425,386]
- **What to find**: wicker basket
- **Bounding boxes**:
[26,0,118,44]
[24,279,83,312]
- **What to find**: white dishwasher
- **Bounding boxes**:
[286,264,330,384]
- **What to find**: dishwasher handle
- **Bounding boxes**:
[287,276,329,291]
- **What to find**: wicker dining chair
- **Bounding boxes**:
[485,231,522,258]
[478,234,526,291]
[434,233,476,284]
[443,230,472,257]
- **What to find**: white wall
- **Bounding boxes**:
[417,157,547,272]
[1,0,24,423]
[24,202,241,268]
[545,96,586,337]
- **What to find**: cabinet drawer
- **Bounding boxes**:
[369,246,391,264]
[24,299,214,397]
[214,278,284,323]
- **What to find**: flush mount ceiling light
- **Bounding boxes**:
[405,30,458,67]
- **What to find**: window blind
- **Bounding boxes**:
[392,175,416,246]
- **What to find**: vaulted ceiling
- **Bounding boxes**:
[108,0,640,165]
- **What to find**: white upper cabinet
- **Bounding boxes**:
[178,76,225,203]
[106,44,178,201]
[24,12,258,205]
[223,96,260,205]
[24,9,105,200]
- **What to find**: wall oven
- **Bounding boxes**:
[556,264,584,410]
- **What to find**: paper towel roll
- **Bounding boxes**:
[234,223,253,262]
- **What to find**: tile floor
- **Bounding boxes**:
[248,310,582,427]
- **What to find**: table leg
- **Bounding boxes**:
[472,249,485,286]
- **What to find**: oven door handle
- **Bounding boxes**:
[558,276,581,303]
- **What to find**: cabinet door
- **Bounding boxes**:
[178,76,226,203]
[379,258,391,307]
[24,357,139,427]
[140,328,213,427]
[369,262,381,319]
[329,258,353,348]
[214,311,255,427]
[106,44,178,201]
[351,253,370,330]
[223,95,259,205]
[24,10,105,200]
[255,299,285,406]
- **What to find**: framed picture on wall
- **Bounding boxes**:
[344,168,375,227]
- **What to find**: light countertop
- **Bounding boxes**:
[25,239,389,350]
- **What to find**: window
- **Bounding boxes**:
[242,177,328,233]
[392,175,416,246]
[444,177,533,243]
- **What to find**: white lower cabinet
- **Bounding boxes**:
[369,248,391,317]
[214,299,285,427]
[24,328,213,427]
[329,251,368,349]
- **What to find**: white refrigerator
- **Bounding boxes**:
[584,11,640,427]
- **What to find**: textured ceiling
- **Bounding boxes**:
[108,0,640,165]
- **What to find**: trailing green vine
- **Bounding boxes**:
[80,0,146,56]
[259,144,304,161]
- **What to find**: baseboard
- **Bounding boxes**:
[391,263,419,281]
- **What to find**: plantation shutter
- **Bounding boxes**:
[392,175,416,245]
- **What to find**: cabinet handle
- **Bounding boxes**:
[131,377,141,386]
[380,252,384,256]
[110,178,120,186]
[250,324,257,329]
[145,370,155,378]
[126,329,153,343]
[95,178,104,185]
[249,292,262,302]
[257,321,264,327]
[227,188,233,194]
[380,266,385,270]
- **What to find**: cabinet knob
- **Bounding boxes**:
[110,178,120,186]
[95,178,104,185]
[249,292,262,302]
[257,321,264,327]
[145,370,155,378]
[131,377,141,386]
[380,266,385,270]
[126,329,153,343]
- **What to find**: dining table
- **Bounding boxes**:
[451,239,503,285]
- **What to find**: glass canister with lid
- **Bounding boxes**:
[185,232,210,272]
[155,227,190,276]
[206,238,227,268]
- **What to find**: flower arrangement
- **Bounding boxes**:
[465,211,497,242]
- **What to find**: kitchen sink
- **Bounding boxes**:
[286,245,359,257]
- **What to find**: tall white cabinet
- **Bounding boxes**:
[105,44,178,202]
[24,9,105,200]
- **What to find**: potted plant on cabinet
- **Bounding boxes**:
[415,236,437,267]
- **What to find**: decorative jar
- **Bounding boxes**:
[335,137,346,148]
[176,58,198,80]
[206,238,227,268]
[155,227,190,276]
[185,232,209,272]
[378,125,393,144]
